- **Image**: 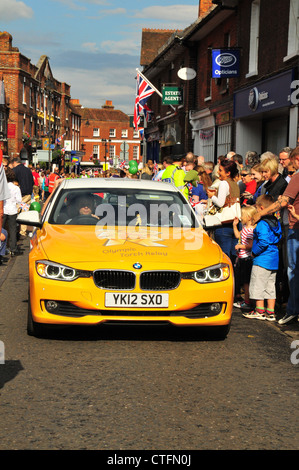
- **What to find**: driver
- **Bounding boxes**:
[66,195,99,224]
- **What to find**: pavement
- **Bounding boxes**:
[1,236,299,339]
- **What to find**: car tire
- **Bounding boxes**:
[27,295,46,338]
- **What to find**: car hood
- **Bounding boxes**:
[38,223,223,269]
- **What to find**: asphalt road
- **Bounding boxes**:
[0,239,299,451]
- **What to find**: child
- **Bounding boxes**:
[233,206,257,310]
[243,194,282,321]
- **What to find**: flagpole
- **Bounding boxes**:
[136,68,162,97]
[136,68,176,112]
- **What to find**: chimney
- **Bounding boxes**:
[198,0,214,17]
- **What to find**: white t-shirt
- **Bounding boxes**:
[211,180,230,208]
[0,164,10,202]
[4,182,22,215]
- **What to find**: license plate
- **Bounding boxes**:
[105,292,169,308]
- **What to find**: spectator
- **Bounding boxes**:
[48,167,60,193]
[0,149,9,264]
[279,147,292,179]
[245,151,260,167]
[255,147,299,324]
[243,194,282,321]
[11,156,34,238]
[233,205,257,310]
[191,165,212,204]
[259,157,287,201]
[206,159,240,262]
[3,168,22,256]
[240,165,257,204]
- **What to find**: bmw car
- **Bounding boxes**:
[17,178,234,339]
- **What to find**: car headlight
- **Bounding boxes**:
[35,260,91,281]
[182,263,230,283]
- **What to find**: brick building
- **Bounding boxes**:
[0,31,80,164]
[73,99,141,168]
[140,0,299,162]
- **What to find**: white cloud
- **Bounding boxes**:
[82,42,99,53]
[133,5,198,24]
[54,66,136,114]
[0,0,33,21]
[100,8,127,16]
[100,38,140,55]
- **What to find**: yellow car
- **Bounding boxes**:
[18,178,233,339]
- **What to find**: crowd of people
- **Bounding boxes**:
[0,147,298,326]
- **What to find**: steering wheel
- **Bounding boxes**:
[67,215,98,225]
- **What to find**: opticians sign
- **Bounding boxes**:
[212,49,240,78]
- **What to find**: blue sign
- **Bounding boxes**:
[212,49,240,78]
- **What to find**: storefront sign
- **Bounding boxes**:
[234,70,294,119]
[212,49,240,78]
[7,123,16,138]
[162,87,183,106]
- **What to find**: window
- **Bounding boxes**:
[109,145,115,158]
[93,128,100,137]
[109,128,116,137]
[133,130,139,138]
[246,0,260,77]
[284,0,299,60]
[133,146,139,160]
[205,46,212,100]
[121,129,128,138]
[93,145,99,158]
[22,77,26,104]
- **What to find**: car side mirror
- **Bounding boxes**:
[17,210,43,228]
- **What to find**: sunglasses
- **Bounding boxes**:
[288,171,295,175]
[241,173,248,177]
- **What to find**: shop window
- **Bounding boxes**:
[246,0,260,77]
[284,0,299,61]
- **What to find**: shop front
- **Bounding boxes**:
[234,69,297,156]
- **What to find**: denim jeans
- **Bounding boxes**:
[286,228,299,316]
[0,228,8,256]
[214,224,238,261]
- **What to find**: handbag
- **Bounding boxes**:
[203,197,241,227]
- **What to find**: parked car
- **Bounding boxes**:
[17,178,233,339]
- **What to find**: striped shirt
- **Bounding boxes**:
[238,226,254,259]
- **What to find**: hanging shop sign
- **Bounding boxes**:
[162,87,183,106]
[212,49,240,78]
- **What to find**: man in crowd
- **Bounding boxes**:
[11,156,34,239]
[0,149,10,263]
[279,147,292,180]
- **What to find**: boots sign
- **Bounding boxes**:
[212,49,240,78]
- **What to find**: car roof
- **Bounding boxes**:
[59,177,179,192]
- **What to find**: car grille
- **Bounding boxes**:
[44,301,225,319]
[93,270,135,290]
[140,271,181,290]
[93,270,181,290]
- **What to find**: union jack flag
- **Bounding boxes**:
[119,160,126,169]
[133,73,155,130]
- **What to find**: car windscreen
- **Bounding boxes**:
[48,188,198,228]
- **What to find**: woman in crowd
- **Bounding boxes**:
[206,159,240,262]
[259,157,287,201]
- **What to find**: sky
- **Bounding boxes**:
[0,0,200,115]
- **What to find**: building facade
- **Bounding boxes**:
[0,31,79,166]
[140,0,299,162]
[75,100,141,169]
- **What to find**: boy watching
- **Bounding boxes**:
[243,195,282,321]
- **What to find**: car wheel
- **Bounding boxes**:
[27,295,46,338]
